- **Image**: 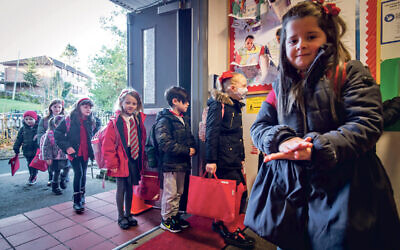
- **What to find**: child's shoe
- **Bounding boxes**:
[223,228,255,249]
[52,182,62,195]
[173,214,190,229]
[126,215,138,227]
[160,218,182,233]
[118,217,130,230]
[29,176,37,185]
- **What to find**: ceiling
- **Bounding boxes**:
[109,0,177,12]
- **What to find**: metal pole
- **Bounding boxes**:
[12,51,21,100]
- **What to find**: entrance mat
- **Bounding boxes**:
[136,215,245,250]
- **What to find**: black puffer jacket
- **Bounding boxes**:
[154,109,196,172]
[13,119,40,158]
[206,90,245,169]
[54,113,100,161]
[246,56,400,250]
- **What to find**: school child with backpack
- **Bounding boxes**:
[37,99,66,187]
[205,71,255,248]
[54,98,100,213]
[13,111,40,185]
[102,89,147,229]
[154,86,196,233]
[40,115,68,195]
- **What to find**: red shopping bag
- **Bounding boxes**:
[187,173,237,223]
[133,170,160,201]
[29,149,48,172]
[9,154,20,176]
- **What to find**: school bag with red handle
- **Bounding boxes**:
[91,117,118,169]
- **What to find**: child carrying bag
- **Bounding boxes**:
[187,172,245,223]
[9,154,20,176]
[29,149,48,172]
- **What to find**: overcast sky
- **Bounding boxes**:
[0,0,126,76]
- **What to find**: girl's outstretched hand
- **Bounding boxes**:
[264,147,312,163]
[278,137,313,153]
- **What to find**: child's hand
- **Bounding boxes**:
[206,163,217,174]
[66,147,76,155]
[278,137,313,153]
[33,135,37,141]
[46,160,52,165]
[189,148,196,157]
[264,147,312,163]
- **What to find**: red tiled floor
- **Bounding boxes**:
[93,222,123,239]
[97,195,116,204]
[31,212,65,226]
[68,209,101,224]
[15,235,60,250]
[52,224,90,242]
[0,220,37,237]
[90,203,117,214]
[103,210,119,221]
[84,200,109,209]
[84,196,99,203]
[41,218,77,234]
[6,227,48,247]
[0,238,12,249]
[81,216,114,230]
[24,207,54,219]
[92,191,114,200]
[50,201,73,211]
[0,214,28,228]
[87,240,117,250]
[109,227,145,245]
[63,232,105,250]
[47,244,70,250]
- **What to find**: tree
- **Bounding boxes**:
[89,8,127,111]
[61,43,79,66]
[23,59,39,91]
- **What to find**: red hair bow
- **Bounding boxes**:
[324,3,341,16]
[219,71,234,83]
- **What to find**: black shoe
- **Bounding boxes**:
[173,215,190,229]
[52,182,62,195]
[223,228,255,249]
[80,188,85,205]
[126,215,138,227]
[73,193,84,214]
[60,180,67,189]
[118,217,130,230]
[160,218,181,233]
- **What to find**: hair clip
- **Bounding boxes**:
[324,3,341,16]
[219,71,234,83]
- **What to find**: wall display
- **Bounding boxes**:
[246,96,266,114]
[381,0,400,44]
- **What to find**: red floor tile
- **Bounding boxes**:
[109,227,144,246]
[31,212,65,226]
[41,218,76,234]
[90,203,117,215]
[24,207,54,219]
[52,224,90,242]
[84,196,99,203]
[0,238,12,250]
[92,191,114,200]
[84,200,109,209]
[87,240,117,250]
[68,209,101,224]
[6,227,48,247]
[15,235,60,250]
[103,210,118,221]
[0,214,28,229]
[93,222,123,239]
[0,220,37,237]
[47,244,70,250]
[50,201,73,211]
[81,216,114,230]
[63,232,105,250]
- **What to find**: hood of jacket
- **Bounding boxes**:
[207,89,245,108]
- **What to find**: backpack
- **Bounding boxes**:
[91,118,118,169]
[198,103,225,142]
[145,117,173,169]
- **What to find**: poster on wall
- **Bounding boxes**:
[381,0,400,44]
[229,0,357,94]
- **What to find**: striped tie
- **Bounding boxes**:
[129,117,139,160]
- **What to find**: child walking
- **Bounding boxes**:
[37,99,66,187]
[155,86,196,233]
[13,111,40,185]
[102,89,147,230]
[40,115,68,195]
[55,98,100,213]
[246,1,400,250]
[205,72,254,249]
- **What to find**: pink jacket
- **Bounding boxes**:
[101,111,147,177]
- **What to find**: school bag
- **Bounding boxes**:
[91,118,118,169]
[198,103,225,142]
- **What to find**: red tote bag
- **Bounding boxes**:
[29,149,48,172]
[9,154,20,176]
[187,173,237,223]
[133,170,160,201]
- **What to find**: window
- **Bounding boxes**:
[143,27,155,104]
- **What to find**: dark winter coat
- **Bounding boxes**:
[36,116,50,145]
[205,90,245,169]
[54,113,100,161]
[154,108,196,172]
[13,119,40,158]
[246,57,400,250]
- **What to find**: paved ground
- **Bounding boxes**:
[0,158,116,219]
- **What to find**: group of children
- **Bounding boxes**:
[12,1,400,249]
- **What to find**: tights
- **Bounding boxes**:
[71,157,88,192]
[116,177,133,219]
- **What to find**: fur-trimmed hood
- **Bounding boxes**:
[209,89,234,106]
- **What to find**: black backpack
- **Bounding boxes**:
[145,122,160,169]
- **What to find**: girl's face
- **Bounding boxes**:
[24,116,36,127]
[50,103,63,116]
[285,16,327,71]
[79,104,92,117]
[122,94,138,115]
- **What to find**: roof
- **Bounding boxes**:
[0,56,91,79]
[109,0,175,12]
